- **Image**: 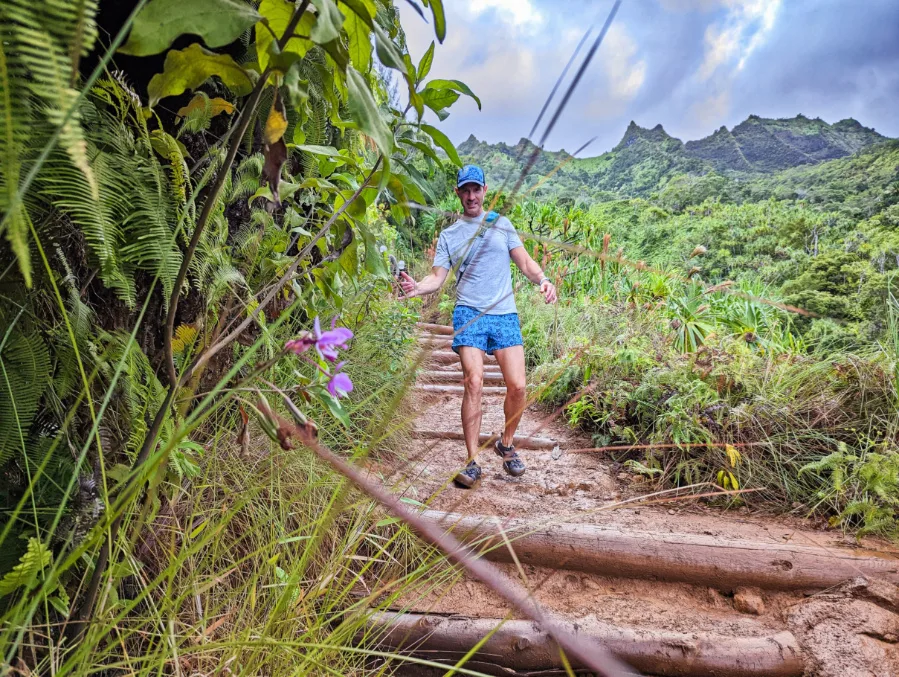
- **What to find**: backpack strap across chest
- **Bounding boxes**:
[451,211,499,288]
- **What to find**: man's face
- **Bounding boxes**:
[455,182,487,217]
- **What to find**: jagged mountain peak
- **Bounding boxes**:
[615,121,677,150]
[457,113,892,200]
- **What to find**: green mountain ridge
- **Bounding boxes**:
[458,114,890,201]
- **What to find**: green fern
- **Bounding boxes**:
[0,0,101,284]
[839,499,897,537]
[798,445,858,494]
[0,329,52,467]
[0,537,51,597]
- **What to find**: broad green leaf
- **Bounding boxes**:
[278,181,302,202]
[283,67,310,108]
[120,0,261,56]
[339,0,376,27]
[417,41,435,81]
[321,38,350,73]
[296,144,343,157]
[399,137,441,164]
[409,89,424,120]
[424,79,481,109]
[425,0,446,42]
[257,0,316,73]
[295,145,354,167]
[176,94,234,118]
[299,177,338,191]
[148,44,253,106]
[345,11,372,73]
[395,159,437,203]
[420,87,459,115]
[392,168,427,205]
[346,67,394,155]
[337,189,367,219]
[421,123,461,166]
[248,186,274,206]
[331,172,358,189]
[308,384,351,426]
[248,181,302,208]
[339,236,359,277]
[360,223,389,278]
[373,24,407,73]
[310,0,345,44]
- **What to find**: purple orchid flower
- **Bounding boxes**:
[285,330,316,355]
[285,317,354,361]
[326,362,353,398]
[313,317,354,362]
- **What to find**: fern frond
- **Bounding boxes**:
[0,537,51,597]
[0,32,33,285]
[9,6,99,198]
[0,331,52,466]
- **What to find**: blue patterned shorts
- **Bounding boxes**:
[452,305,523,356]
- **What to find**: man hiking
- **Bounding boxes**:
[399,165,558,488]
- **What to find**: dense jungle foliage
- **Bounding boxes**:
[0,0,480,673]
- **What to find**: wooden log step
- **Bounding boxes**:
[417,370,505,384]
[426,350,498,364]
[417,339,453,349]
[416,322,453,335]
[420,511,899,592]
[415,385,507,396]
[412,430,557,450]
[362,612,805,677]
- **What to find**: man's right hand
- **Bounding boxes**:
[398,271,418,298]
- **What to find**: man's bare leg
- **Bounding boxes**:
[494,345,527,446]
[458,346,485,462]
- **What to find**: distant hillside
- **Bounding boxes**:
[458,115,890,201]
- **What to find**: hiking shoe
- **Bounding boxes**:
[454,460,482,488]
[495,440,526,477]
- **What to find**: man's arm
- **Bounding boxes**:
[399,266,450,298]
[510,246,558,304]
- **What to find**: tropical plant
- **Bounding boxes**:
[0,0,484,669]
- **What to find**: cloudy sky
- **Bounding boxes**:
[398,0,899,154]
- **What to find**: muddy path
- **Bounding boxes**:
[371,324,899,677]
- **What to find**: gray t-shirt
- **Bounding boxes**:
[433,214,524,315]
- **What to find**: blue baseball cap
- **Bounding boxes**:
[457,164,486,188]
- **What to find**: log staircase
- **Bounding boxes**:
[364,323,899,677]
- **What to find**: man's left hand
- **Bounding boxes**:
[540,280,558,304]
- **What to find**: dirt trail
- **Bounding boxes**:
[373,324,899,677]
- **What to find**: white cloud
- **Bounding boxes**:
[697,0,782,80]
[601,25,647,101]
[470,0,543,29]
